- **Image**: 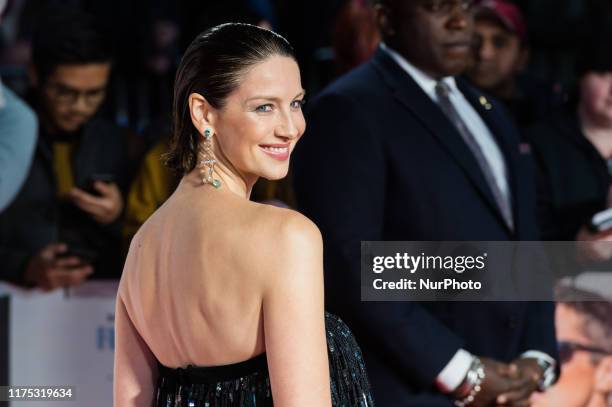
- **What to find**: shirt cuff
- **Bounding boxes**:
[436,349,474,393]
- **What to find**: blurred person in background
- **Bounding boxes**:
[122,119,177,245]
[531,285,612,407]
[0,6,130,290]
[0,0,37,212]
[527,23,612,273]
[0,77,37,212]
[332,0,380,76]
[465,0,564,128]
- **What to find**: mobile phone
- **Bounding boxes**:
[588,208,612,233]
[57,246,98,266]
[81,173,115,196]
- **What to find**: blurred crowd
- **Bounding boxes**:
[1,0,612,405]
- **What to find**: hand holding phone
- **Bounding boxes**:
[56,245,98,265]
[24,243,93,291]
[82,174,115,196]
[69,174,123,224]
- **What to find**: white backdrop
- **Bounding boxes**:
[0,281,118,407]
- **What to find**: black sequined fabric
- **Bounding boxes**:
[155,312,375,406]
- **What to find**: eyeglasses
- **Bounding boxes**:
[45,83,106,106]
[420,0,478,15]
[558,341,610,364]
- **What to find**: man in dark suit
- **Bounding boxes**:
[292,0,558,405]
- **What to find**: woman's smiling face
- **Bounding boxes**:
[209,55,306,182]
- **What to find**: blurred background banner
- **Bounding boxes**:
[0,282,116,407]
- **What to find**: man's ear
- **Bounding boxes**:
[188,92,217,137]
[374,4,395,38]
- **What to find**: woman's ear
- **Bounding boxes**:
[188,93,216,136]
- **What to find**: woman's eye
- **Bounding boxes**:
[255,104,273,113]
[291,99,305,109]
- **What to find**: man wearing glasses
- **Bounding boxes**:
[294,0,557,405]
[0,7,129,290]
[532,285,612,407]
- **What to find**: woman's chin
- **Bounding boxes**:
[257,166,289,181]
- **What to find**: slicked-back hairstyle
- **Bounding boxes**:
[165,23,296,175]
[31,6,113,83]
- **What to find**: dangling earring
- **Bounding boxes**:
[198,128,222,189]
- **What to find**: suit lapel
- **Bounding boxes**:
[371,49,511,232]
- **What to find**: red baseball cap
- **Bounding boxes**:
[476,0,528,44]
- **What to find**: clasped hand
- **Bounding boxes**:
[469,357,543,407]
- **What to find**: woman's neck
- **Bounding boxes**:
[185,164,255,200]
[214,163,255,199]
[579,106,612,160]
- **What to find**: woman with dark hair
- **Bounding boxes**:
[526,22,612,274]
[114,23,373,406]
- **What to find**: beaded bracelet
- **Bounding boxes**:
[454,357,486,407]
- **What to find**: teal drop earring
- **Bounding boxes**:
[198,128,222,189]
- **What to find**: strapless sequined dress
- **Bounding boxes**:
[155,312,374,406]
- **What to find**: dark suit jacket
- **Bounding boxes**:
[292,48,557,406]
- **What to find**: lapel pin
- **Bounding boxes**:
[479,96,493,111]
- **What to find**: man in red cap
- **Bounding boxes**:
[466,0,563,127]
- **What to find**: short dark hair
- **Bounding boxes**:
[31,6,113,82]
[577,18,612,76]
[165,23,296,174]
[556,284,612,354]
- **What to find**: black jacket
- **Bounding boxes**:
[527,109,610,241]
[526,109,611,276]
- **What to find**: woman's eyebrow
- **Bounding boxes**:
[245,90,306,103]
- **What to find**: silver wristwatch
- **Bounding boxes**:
[453,357,486,407]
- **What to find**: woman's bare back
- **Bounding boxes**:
[119,176,286,368]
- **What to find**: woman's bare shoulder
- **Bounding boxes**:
[240,204,323,274]
[252,204,322,247]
